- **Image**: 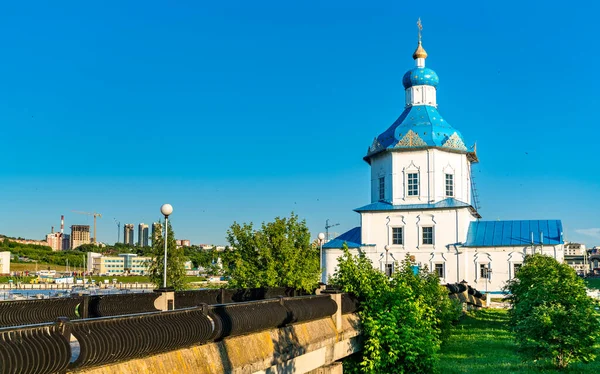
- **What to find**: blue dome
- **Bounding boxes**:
[402,67,439,89]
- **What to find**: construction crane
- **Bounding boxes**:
[72,211,102,244]
[114,218,121,243]
[325,219,340,241]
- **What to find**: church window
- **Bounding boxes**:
[422,226,433,245]
[445,174,454,197]
[407,173,419,196]
[480,264,491,279]
[434,263,445,278]
[392,227,403,245]
[513,263,522,278]
[378,177,385,200]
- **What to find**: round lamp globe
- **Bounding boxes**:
[160,204,173,217]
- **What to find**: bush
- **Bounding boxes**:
[330,245,460,373]
[504,254,600,369]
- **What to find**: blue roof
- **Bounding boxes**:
[464,220,564,247]
[365,104,468,161]
[354,198,475,213]
[402,67,439,88]
[323,227,362,249]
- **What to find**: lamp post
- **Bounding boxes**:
[384,245,390,277]
[318,233,325,283]
[160,204,173,289]
[484,267,492,294]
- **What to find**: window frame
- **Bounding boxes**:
[512,263,522,278]
[407,172,419,196]
[445,173,454,197]
[479,263,491,279]
[422,226,434,245]
[391,227,404,245]
[434,263,445,279]
[378,176,385,201]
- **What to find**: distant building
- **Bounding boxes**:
[564,243,587,275]
[138,223,149,247]
[46,215,67,251]
[70,225,91,249]
[87,252,151,275]
[0,251,10,274]
[124,224,134,246]
[62,234,71,250]
[46,232,63,251]
[176,239,191,248]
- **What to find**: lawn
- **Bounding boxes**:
[10,262,69,272]
[438,308,600,373]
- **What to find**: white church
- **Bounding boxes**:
[323,26,564,292]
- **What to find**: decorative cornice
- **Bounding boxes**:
[368,137,384,154]
[442,132,467,151]
[396,130,427,148]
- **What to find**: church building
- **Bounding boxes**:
[323,24,564,292]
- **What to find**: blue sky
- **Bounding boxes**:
[0,1,598,247]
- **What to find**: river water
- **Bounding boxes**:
[0,288,153,300]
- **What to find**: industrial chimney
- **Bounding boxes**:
[61,215,65,234]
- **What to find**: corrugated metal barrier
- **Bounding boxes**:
[87,293,160,317]
[0,292,346,373]
[0,298,83,327]
[0,319,71,374]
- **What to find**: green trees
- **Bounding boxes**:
[505,254,600,369]
[330,245,460,373]
[147,220,187,290]
[226,213,319,292]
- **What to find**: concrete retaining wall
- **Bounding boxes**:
[69,313,361,374]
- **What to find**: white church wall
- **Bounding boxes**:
[324,241,564,293]
[360,207,476,252]
[370,153,393,203]
[390,149,471,206]
[459,245,564,292]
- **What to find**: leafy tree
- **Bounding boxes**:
[505,254,600,369]
[147,220,186,290]
[226,213,319,292]
[330,245,459,373]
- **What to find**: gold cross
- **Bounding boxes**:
[417,18,423,43]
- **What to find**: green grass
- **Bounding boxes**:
[438,308,600,373]
[10,262,69,272]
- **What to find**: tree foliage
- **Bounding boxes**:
[147,220,187,290]
[330,244,461,373]
[226,213,319,292]
[504,254,600,369]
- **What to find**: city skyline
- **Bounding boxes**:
[1,2,598,247]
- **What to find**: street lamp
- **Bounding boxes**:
[484,267,492,294]
[318,233,325,283]
[160,204,173,289]
[384,245,390,277]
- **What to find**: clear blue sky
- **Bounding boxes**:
[1,1,598,247]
